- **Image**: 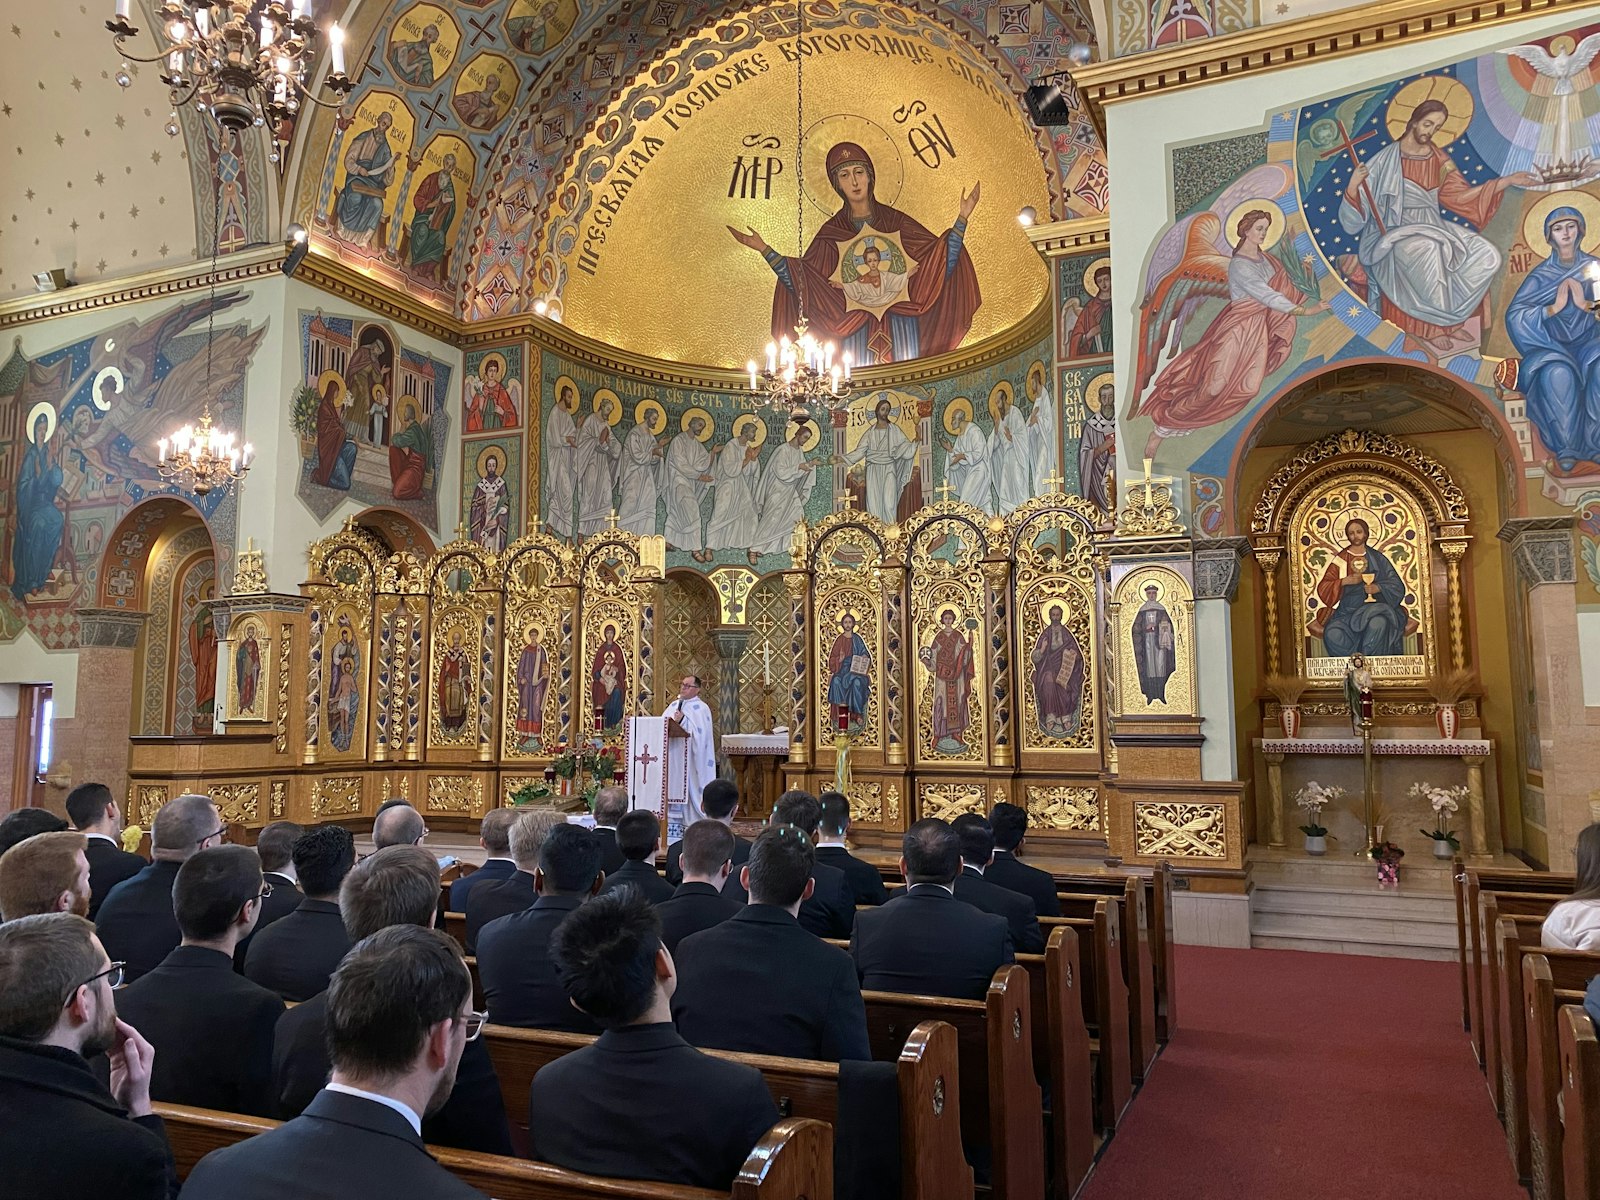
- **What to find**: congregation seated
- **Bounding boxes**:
[1541,822,1600,951]
[244,825,355,1001]
[371,800,428,850]
[533,888,781,1190]
[725,790,854,939]
[673,824,870,1061]
[234,819,305,969]
[0,912,175,1199]
[66,782,145,918]
[985,801,1062,918]
[465,807,560,952]
[183,925,487,1200]
[655,819,743,952]
[274,846,513,1155]
[851,817,1014,1000]
[951,813,1045,953]
[814,790,890,906]
[475,823,602,1033]
[448,808,519,914]
[115,845,284,1116]
[0,829,90,919]
[590,786,629,876]
[665,778,751,887]
[97,793,222,983]
[0,806,69,857]
[598,809,675,904]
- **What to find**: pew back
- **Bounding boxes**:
[1046,901,1133,1131]
[1496,914,1559,1183]
[1014,927,1097,1200]
[1056,884,1156,1081]
[1463,870,1571,1064]
[1521,952,1600,1200]
[1559,1005,1599,1200]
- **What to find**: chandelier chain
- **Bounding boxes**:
[795,0,803,326]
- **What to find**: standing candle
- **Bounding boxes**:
[762,644,770,684]
[329,23,345,74]
[115,0,130,19]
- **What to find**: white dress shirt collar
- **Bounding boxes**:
[323,1083,421,1135]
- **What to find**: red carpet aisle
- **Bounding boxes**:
[1081,946,1523,1200]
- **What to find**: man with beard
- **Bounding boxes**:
[0,830,91,920]
[0,913,175,1199]
[184,925,486,1199]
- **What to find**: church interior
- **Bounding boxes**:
[3,0,1600,1195]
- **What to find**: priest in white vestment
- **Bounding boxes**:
[664,674,717,826]
[665,416,713,556]
[752,418,820,554]
[704,424,762,550]
[845,397,917,524]
[991,391,1032,512]
[616,419,663,535]
[574,397,621,536]
[545,385,580,538]
[945,407,994,513]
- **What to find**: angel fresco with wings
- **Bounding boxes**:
[1130,205,1326,465]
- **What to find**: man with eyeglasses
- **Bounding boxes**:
[0,912,175,1199]
[184,925,487,1199]
[96,792,222,983]
[115,845,285,1116]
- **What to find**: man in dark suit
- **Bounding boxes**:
[656,820,743,952]
[599,810,674,904]
[815,791,890,906]
[371,801,427,850]
[951,814,1044,953]
[532,889,780,1190]
[724,790,854,938]
[0,912,175,1199]
[183,926,486,1200]
[97,792,222,983]
[673,825,869,1061]
[464,808,560,951]
[986,802,1062,918]
[244,825,355,1001]
[0,830,90,919]
[664,778,750,886]
[590,786,628,876]
[66,783,145,918]
[447,808,519,913]
[851,818,1014,1000]
[273,846,512,1156]
[115,845,284,1116]
[0,807,68,857]
[234,820,305,970]
[476,824,602,1032]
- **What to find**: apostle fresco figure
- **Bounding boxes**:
[943,405,994,513]
[1506,205,1600,475]
[327,626,361,752]
[1030,605,1084,738]
[705,421,762,558]
[1026,370,1059,498]
[1309,517,1409,658]
[574,395,620,537]
[616,411,665,536]
[469,453,510,552]
[1131,585,1177,704]
[190,594,218,725]
[507,0,560,54]
[727,142,981,365]
[451,76,503,130]
[751,417,820,555]
[11,409,65,600]
[437,629,471,735]
[845,398,917,523]
[991,388,1032,513]
[826,613,871,730]
[1068,265,1113,358]
[920,609,974,754]
[388,25,440,86]
[665,414,713,559]
[335,112,399,248]
[1079,381,1116,511]
[235,627,262,714]
[590,624,627,729]
[514,626,550,747]
[545,383,580,539]
[407,153,457,287]
[388,404,433,501]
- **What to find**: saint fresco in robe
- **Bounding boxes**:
[335,113,399,248]
[1131,585,1176,705]
[590,624,627,729]
[234,625,263,716]
[436,628,471,735]
[514,625,550,749]
[327,624,362,752]
[1030,605,1085,737]
[826,613,871,732]
[920,608,974,754]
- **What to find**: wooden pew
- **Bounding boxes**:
[1485,899,1560,1115]
[444,909,468,949]
[1559,1005,1600,1200]
[1043,902,1133,1131]
[1055,883,1156,1082]
[1052,866,1175,1051]
[154,1102,833,1200]
[480,1019,973,1200]
[1522,951,1600,1200]
[1494,914,1561,1182]
[1462,869,1571,1065]
[861,965,1046,1200]
[1013,927,1098,1200]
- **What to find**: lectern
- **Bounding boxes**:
[625,715,689,842]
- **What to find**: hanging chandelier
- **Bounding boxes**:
[745,0,854,413]
[106,0,353,137]
[157,403,253,494]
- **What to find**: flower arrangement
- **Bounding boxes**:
[1294,781,1344,837]
[1369,838,1406,886]
[508,780,553,807]
[1264,673,1310,705]
[1411,781,1467,851]
[549,747,620,810]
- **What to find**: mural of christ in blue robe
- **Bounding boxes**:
[1311,518,1408,658]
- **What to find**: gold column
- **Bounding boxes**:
[1463,752,1491,861]
[1438,537,1469,670]
[782,569,811,768]
[1253,545,1284,675]
[879,558,909,767]
[1265,749,1286,848]
[981,556,1015,768]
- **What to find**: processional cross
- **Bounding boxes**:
[1125,457,1172,510]
[1317,119,1386,234]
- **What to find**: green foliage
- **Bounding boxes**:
[1298,822,1329,838]
[291,384,320,437]
[509,781,552,807]
[1419,828,1461,851]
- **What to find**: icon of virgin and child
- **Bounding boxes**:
[727,141,982,365]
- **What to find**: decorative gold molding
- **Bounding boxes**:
[311,775,364,819]
[294,251,462,345]
[1071,0,1593,140]
[1025,216,1110,259]
[1132,800,1227,858]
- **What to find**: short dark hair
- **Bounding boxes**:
[0,913,103,1042]
[372,803,425,849]
[903,818,961,886]
[700,779,739,821]
[479,808,518,856]
[65,783,114,831]
[326,926,469,1080]
[746,825,814,908]
[293,825,356,897]
[550,888,661,1028]
[0,809,69,857]
[539,824,603,895]
[616,810,659,862]
[951,813,995,867]
[174,845,263,940]
[340,845,441,941]
[680,820,735,877]
[989,803,1028,852]
[592,787,628,827]
[773,790,821,837]
[256,821,305,874]
[818,792,850,836]
[152,794,220,856]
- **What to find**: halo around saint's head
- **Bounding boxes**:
[1523,190,1600,255]
[475,442,506,477]
[800,114,904,216]
[1026,360,1047,400]
[793,417,821,451]
[553,375,580,412]
[1328,505,1384,544]
[681,406,714,440]
[92,366,125,410]
[731,413,768,447]
[26,400,56,444]
[987,380,1015,427]
[634,397,666,435]
[1384,75,1473,147]
[1081,255,1112,295]
[318,370,348,408]
[943,396,974,436]
[478,351,508,382]
[394,394,423,429]
[594,387,622,425]
[1223,200,1286,251]
[1084,372,1115,412]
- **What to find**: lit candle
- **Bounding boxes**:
[242,443,254,467]
[260,16,274,48]
[168,49,184,73]
[194,9,208,36]
[292,0,308,18]
[747,360,758,391]
[762,644,770,684]
[842,351,852,381]
[766,342,776,373]
[115,0,130,19]
[158,437,167,463]
[329,23,345,74]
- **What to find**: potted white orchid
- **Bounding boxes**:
[1412,782,1467,858]
[1294,781,1345,855]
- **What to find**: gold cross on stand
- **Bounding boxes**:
[1125,457,1172,509]
[454,520,471,543]
[934,478,955,503]
[607,508,619,530]
[835,489,857,512]
[1041,471,1065,494]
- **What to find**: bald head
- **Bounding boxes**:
[479,808,518,857]
[372,803,425,850]
[152,794,222,862]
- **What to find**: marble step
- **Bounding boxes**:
[1251,882,1456,922]
[1248,882,1460,960]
